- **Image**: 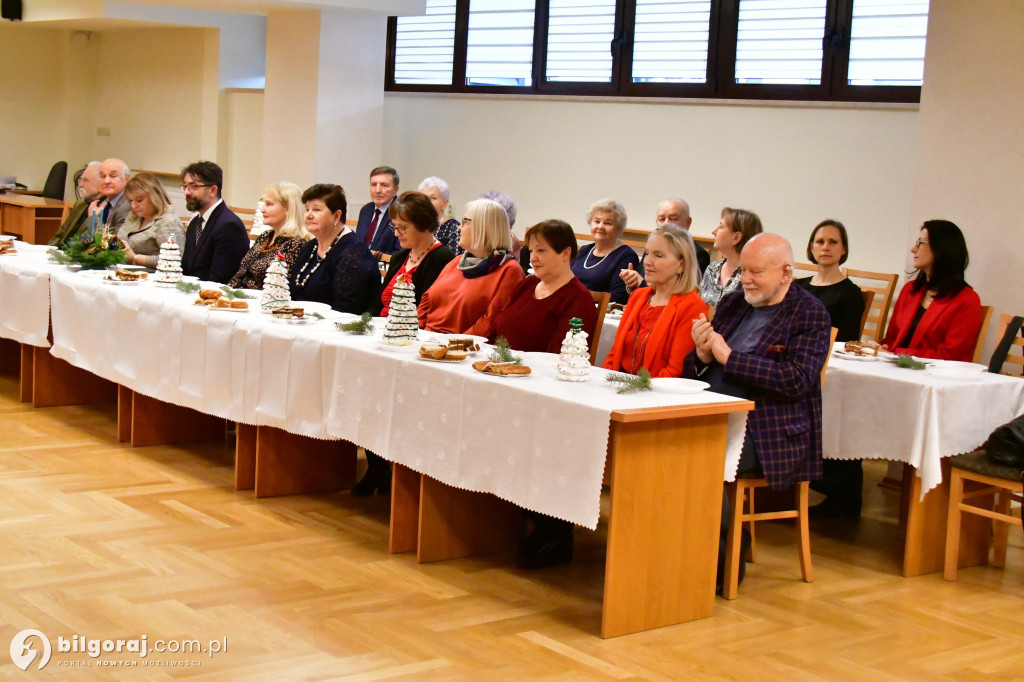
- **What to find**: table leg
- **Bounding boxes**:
[0,338,18,377]
[416,475,522,564]
[253,426,356,498]
[235,423,257,491]
[128,391,226,447]
[602,414,728,638]
[33,347,116,407]
[901,461,992,577]
[117,385,132,442]
[19,343,34,403]
[389,464,420,554]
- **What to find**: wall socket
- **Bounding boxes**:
[97,127,111,137]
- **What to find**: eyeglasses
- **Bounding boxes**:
[914,239,929,249]
[180,183,211,192]
[391,224,409,234]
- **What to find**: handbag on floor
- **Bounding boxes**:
[984,414,1024,470]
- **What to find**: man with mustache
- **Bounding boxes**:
[179,160,249,283]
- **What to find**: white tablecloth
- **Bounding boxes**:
[0,242,62,346]
[595,313,620,367]
[44,268,748,529]
[823,345,1024,495]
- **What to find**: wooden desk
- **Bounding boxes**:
[388,400,754,638]
[0,194,69,244]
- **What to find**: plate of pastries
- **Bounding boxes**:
[194,288,249,311]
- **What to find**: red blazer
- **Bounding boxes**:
[882,280,983,361]
[603,287,708,378]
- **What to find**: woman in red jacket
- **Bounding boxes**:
[882,219,983,362]
[603,224,708,377]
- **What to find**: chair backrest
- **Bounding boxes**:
[990,314,1024,376]
[228,204,256,231]
[821,327,839,385]
[589,290,610,366]
[793,262,817,276]
[859,289,875,338]
[42,161,68,200]
[844,268,899,343]
[972,305,995,363]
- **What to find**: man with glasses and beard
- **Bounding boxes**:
[180,161,249,283]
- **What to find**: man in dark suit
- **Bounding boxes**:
[179,161,249,283]
[354,165,400,255]
[687,233,831,592]
[88,158,132,235]
[619,196,711,294]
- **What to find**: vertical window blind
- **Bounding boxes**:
[848,0,929,86]
[545,0,617,83]
[466,0,537,86]
[393,0,456,85]
[734,0,827,85]
[632,0,712,84]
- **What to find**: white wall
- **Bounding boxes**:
[909,0,1024,357]
[0,25,70,192]
[383,94,919,277]
[219,89,265,206]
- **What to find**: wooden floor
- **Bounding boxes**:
[2,373,1024,680]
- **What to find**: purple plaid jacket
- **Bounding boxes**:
[686,285,832,489]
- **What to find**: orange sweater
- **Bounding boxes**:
[418,258,525,335]
[602,287,708,378]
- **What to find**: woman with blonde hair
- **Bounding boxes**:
[229,182,310,290]
[699,207,763,308]
[602,224,708,378]
[117,172,184,269]
[418,198,525,335]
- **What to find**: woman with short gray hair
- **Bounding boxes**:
[418,176,461,255]
[570,198,639,304]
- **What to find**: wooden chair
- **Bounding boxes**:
[971,305,995,363]
[589,290,610,366]
[859,289,875,338]
[722,326,838,600]
[990,314,1024,376]
[793,262,817,276]
[845,268,898,344]
[943,450,1022,581]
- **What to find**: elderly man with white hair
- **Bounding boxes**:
[688,233,832,592]
[89,158,132,233]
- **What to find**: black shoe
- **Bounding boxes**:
[516,528,573,569]
[809,495,861,519]
[716,529,751,595]
[351,469,392,497]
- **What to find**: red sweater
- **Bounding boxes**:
[418,258,525,335]
[882,280,984,361]
[603,287,708,378]
[490,276,598,354]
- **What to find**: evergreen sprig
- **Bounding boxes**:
[336,312,374,334]
[48,239,126,269]
[605,369,653,394]
[889,354,927,370]
[220,285,253,300]
[175,281,200,294]
[488,336,523,365]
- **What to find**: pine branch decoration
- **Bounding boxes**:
[488,336,523,365]
[605,369,653,394]
[176,281,200,294]
[889,354,927,370]
[220,285,253,300]
[336,312,374,334]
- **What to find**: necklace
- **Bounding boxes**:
[582,243,617,270]
[630,299,665,373]
[260,232,283,253]
[294,233,341,288]
[407,240,437,269]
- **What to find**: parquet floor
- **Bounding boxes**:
[2,373,1023,680]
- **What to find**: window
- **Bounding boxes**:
[387,0,929,102]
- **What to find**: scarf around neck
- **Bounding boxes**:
[457,250,513,279]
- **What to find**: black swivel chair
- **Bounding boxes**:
[41,161,68,200]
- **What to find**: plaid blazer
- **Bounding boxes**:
[687,285,832,489]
